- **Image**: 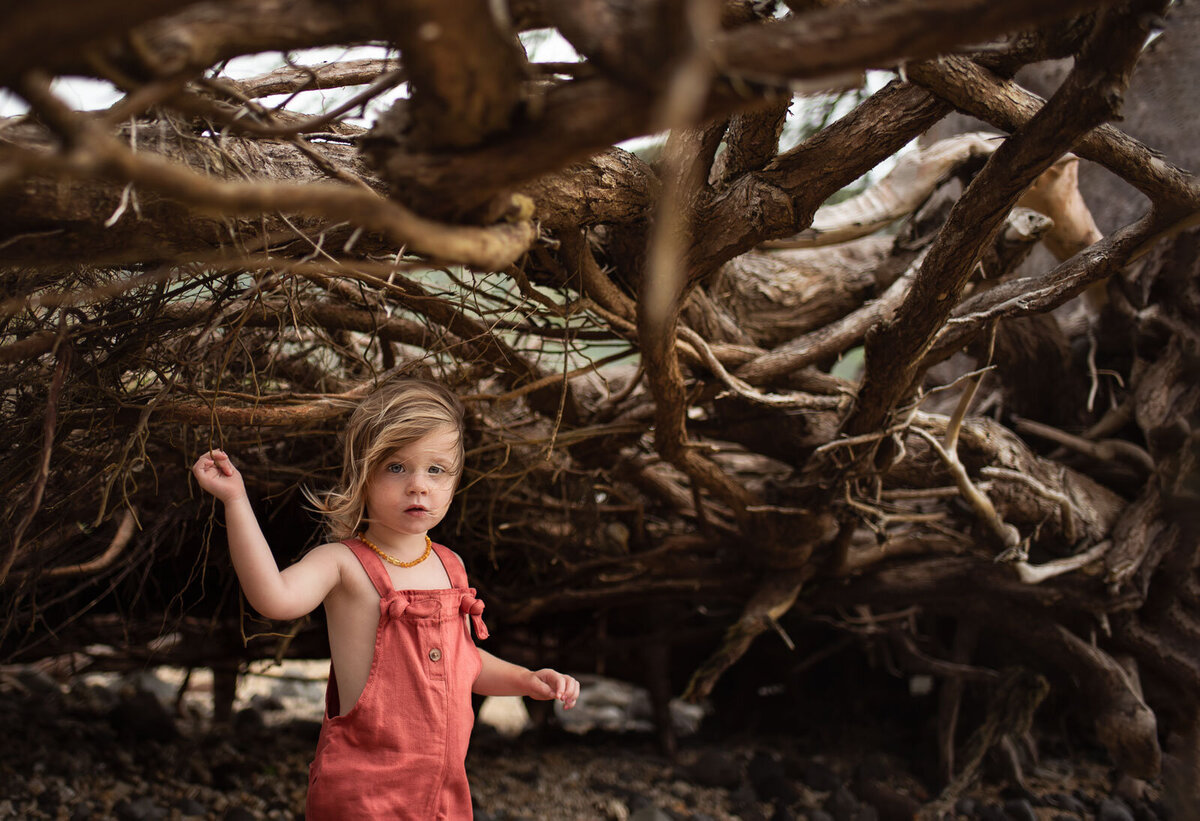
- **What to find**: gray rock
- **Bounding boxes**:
[232,706,265,733]
[176,797,207,816]
[684,748,742,789]
[629,807,673,821]
[114,797,167,821]
[109,688,177,742]
[950,796,979,816]
[1002,798,1037,821]
[248,693,285,712]
[1098,799,1136,821]
[1043,793,1088,816]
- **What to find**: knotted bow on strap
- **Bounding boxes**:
[386,598,409,621]
[459,589,489,640]
[384,597,442,621]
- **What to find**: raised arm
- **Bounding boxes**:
[192,449,341,621]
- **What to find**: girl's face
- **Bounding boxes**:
[363,426,460,540]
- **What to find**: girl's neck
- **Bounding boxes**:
[361,528,429,558]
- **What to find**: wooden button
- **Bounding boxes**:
[429,647,442,662]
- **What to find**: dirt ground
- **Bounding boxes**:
[0,661,1172,820]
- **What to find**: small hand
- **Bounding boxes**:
[192,449,248,504]
[527,669,580,710]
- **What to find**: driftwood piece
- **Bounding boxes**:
[712,237,892,347]
[843,2,1162,445]
[761,131,998,249]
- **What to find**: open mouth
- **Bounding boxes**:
[405,505,427,513]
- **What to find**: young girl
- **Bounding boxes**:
[192,378,579,819]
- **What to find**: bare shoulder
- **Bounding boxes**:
[305,540,352,560]
[295,540,353,580]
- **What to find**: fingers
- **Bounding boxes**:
[211,449,234,476]
[560,674,580,710]
[192,450,234,476]
[535,669,580,709]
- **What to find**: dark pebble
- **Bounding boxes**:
[629,807,673,821]
[809,812,834,821]
[853,754,892,784]
[1002,798,1037,821]
[979,806,1008,821]
[473,811,495,821]
[211,761,242,791]
[828,785,861,821]
[248,693,285,712]
[509,765,539,784]
[729,780,767,820]
[109,688,178,743]
[1099,798,1136,821]
[628,792,656,813]
[802,760,842,792]
[954,797,978,817]
[283,718,323,742]
[1073,789,1099,812]
[233,706,265,734]
[769,807,796,821]
[69,803,94,821]
[114,797,167,821]
[1043,793,1089,815]
[221,808,258,821]
[1131,799,1161,821]
[854,779,920,821]
[37,784,63,813]
[176,797,207,816]
[753,772,798,806]
[1000,785,1037,803]
[729,782,758,813]
[685,748,742,789]
[749,752,796,803]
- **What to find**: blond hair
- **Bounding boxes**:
[307,378,465,540]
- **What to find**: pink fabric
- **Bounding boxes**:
[306,540,486,820]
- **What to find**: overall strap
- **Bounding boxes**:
[342,538,394,598]
[432,542,467,588]
[434,543,490,640]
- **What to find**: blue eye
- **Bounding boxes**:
[387,463,404,474]
[429,465,444,475]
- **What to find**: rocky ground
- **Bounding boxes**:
[0,661,1174,821]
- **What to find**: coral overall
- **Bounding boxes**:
[306,539,488,820]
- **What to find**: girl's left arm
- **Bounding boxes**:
[474,649,579,709]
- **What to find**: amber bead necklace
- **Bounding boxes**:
[358,532,433,568]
